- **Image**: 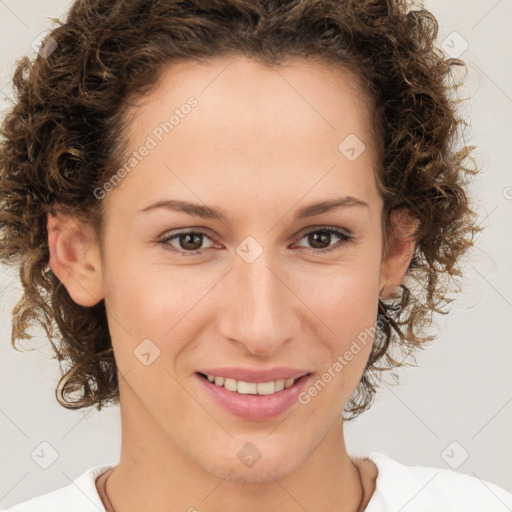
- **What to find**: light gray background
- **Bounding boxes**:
[1,0,511,508]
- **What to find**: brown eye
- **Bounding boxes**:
[176,232,204,251]
[295,227,352,254]
[159,230,215,256]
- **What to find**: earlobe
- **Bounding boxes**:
[379,208,418,300]
[47,211,104,307]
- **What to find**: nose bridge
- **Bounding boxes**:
[220,247,297,354]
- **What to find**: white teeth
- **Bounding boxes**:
[256,381,276,395]
[238,380,257,394]
[223,378,238,392]
[205,374,297,395]
[275,379,285,392]
[284,377,295,388]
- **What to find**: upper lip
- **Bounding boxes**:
[196,367,311,383]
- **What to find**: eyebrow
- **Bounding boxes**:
[138,196,369,222]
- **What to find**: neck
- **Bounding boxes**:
[101,384,373,512]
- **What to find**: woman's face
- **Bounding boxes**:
[97,56,392,481]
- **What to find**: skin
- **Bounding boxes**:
[47,55,416,511]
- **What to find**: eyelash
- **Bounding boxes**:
[157,226,353,257]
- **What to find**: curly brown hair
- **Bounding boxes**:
[0,0,481,420]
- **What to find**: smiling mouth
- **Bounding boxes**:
[196,371,311,395]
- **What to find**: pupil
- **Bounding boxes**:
[310,231,330,249]
[181,233,202,250]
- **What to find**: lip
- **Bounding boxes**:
[196,372,312,422]
[195,366,311,382]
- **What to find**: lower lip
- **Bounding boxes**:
[196,373,312,422]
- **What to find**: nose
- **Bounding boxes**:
[217,249,300,356]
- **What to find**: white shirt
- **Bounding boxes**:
[3,452,512,511]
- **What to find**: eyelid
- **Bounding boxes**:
[294,224,352,241]
[292,226,353,253]
[157,228,218,254]
[156,225,353,256]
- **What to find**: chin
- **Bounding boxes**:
[196,448,304,484]
[211,463,297,484]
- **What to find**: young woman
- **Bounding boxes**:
[1,0,511,511]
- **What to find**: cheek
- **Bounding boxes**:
[103,247,220,362]
[294,252,380,329]
[325,284,378,371]
[103,230,381,359]
[298,272,378,411]
[104,237,181,319]
[293,254,380,381]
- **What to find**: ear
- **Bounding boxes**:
[47,209,104,307]
[378,208,418,300]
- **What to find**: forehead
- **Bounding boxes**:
[109,55,380,216]
[125,54,375,147]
